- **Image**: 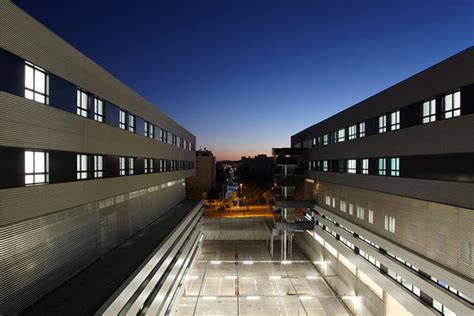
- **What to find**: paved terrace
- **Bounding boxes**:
[174,240,350,316]
[22,200,200,316]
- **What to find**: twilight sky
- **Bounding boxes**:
[14,0,473,160]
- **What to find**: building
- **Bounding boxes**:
[186,149,216,199]
[288,47,474,315]
[0,2,197,315]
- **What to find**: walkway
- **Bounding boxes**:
[174,240,349,316]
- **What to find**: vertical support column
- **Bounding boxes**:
[283,230,287,261]
[289,232,293,258]
[270,234,274,258]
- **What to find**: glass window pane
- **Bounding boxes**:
[25,151,34,173]
[25,65,34,89]
[454,91,460,108]
[25,174,34,184]
[35,152,45,173]
[25,89,34,100]
[35,93,45,104]
[445,95,452,110]
[82,155,87,169]
[35,174,45,183]
[35,70,45,93]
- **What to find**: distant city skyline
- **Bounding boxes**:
[14,0,474,160]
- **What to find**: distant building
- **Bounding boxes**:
[186,149,216,199]
[239,154,275,180]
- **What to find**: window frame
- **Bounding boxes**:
[94,155,104,178]
[24,150,49,185]
[128,113,136,133]
[361,158,369,174]
[358,122,365,137]
[128,157,135,175]
[443,91,461,119]
[119,157,127,175]
[390,110,400,130]
[378,115,387,133]
[378,158,386,176]
[76,89,89,118]
[348,125,357,140]
[422,98,436,124]
[76,154,89,180]
[390,157,400,176]
[93,97,104,122]
[119,110,127,130]
[24,61,49,104]
[144,158,154,173]
[347,159,356,174]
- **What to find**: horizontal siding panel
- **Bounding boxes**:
[0,1,194,142]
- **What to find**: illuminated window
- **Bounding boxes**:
[94,98,104,122]
[378,115,387,133]
[94,155,104,178]
[128,157,135,175]
[347,159,356,174]
[119,110,127,129]
[144,158,154,173]
[348,125,357,140]
[77,154,89,179]
[76,90,89,117]
[325,195,331,206]
[24,61,48,104]
[385,216,396,233]
[422,99,436,123]
[337,128,345,142]
[348,203,353,215]
[128,114,135,132]
[323,160,328,172]
[390,158,400,176]
[357,206,365,220]
[358,122,365,137]
[390,110,400,130]
[361,159,369,174]
[332,197,336,208]
[443,91,461,119]
[25,150,49,185]
[340,200,346,213]
[150,123,154,138]
[323,134,329,146]
[119,157,126,175]
[378,158,386,175]
[368,209,374,224]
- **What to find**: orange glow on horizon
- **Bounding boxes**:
[215,149,272,161]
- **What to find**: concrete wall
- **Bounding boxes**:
[296,232,385,316]
[312,180,474,280]
[202,217,270,240]
[0,179,185,315]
